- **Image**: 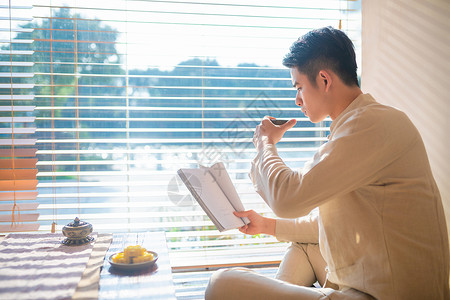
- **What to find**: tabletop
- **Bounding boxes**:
[98,231,176,300]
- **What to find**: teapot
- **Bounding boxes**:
[61,217,94,246]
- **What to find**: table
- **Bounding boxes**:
[98,231,176,300]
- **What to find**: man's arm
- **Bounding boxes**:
[233,210,319,243]
[250,110,418,218]
[275,210,319,243]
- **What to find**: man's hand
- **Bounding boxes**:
[233,210,276,236]
[253,116,297,151]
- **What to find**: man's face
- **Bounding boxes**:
[290,68,329,123]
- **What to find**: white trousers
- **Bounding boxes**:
[205,243,374,300]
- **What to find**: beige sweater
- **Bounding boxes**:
[250,94,449,299]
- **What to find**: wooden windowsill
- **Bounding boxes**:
[172,259,281,272]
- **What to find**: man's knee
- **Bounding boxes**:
[205,268,249,300]
[205,268,234,299]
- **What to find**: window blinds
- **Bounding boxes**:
[2,0,361,268]
[0,2,39,233]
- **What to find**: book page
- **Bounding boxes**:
[179,168,246,231]
[206,162,250,224]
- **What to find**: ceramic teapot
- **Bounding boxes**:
[61,217,94,246]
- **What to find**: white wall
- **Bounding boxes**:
[361,0,450,234]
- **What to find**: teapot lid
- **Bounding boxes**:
[66,217,89,228]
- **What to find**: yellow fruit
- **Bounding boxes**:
[113,245,153,264]
[112,252,128,263]
[134,252,154,263]
[124,245,145,258]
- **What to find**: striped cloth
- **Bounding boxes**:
[0,233,97,299]
[73,233,113,300]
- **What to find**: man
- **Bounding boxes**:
[205,27,449,299]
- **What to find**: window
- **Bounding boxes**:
[1,0,361,268]
[0,2,39,233]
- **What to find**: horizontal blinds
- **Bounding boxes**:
[0,2,40,233]
[4,0,360,267]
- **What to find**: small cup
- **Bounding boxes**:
[271,119,288,125]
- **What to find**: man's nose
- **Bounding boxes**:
[295,93,303,107]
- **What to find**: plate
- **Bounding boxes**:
[108,250,158,271]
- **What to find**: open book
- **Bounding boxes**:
[177,162,250,232]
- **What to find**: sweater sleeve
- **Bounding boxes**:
[275,209,319,243]
[249,107,418,218]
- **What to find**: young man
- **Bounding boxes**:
[205,27,449,299]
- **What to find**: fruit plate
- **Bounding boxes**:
[108,251,158,271]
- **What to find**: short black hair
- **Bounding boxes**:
[282,26,359,87]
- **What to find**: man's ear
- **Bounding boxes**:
[318,70,332,92]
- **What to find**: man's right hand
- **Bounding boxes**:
[233,210,276,236]
[253,116,297,151]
